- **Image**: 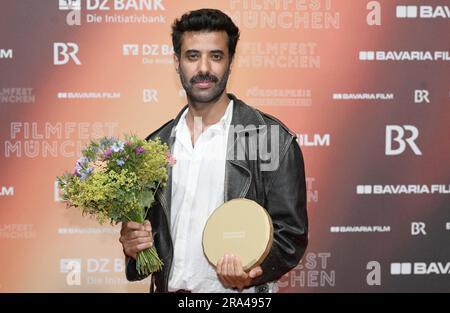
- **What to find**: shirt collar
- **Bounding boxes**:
[174,99,234,134]
[210,99,233,132]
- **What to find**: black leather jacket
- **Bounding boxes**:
[125,93,308,292]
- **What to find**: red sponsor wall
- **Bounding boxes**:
[0,0,449,292]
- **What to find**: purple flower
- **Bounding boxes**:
[75,161,84,174]
[135,146,145,155]
[112,141,125,153]
[80,167,93,181]
[103,148,112,158]
[116,159,125,166]
[76,156,89,167]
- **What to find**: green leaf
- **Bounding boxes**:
[139,190,155,208]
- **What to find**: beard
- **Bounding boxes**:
[178,64,230,106]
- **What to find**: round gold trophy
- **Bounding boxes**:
[202,198,273,271]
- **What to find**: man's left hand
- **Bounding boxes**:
[216,254,263,290]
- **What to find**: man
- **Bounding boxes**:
[119,8,308,293]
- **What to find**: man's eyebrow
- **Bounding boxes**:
[183,49,225,55]
[184,49,200,54]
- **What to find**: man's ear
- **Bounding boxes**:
[173,54,180,73]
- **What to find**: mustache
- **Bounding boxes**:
[190,73,219,84]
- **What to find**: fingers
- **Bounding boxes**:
[224,254,238,288]
[221,254,228,277]
[122,237,153,259]
[119,220,153,260]
[125,230,152,240]
[216,254,249,290]
[234,255,245,278]
[126,221,145,230]
[135,240,153,251]
[143,220,152,232]
[216,255,224,276]
[216,259,225,286]
[121,221,148,236]
[230,255,246,290]
[227,254,235,277]
[221,255,232,287]
[121,220,152,238]
[249,266,263,279]
[216,255,231,288]
[126,236,153,247]
[123,243,152,259]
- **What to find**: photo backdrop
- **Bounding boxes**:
[0,0,449,292]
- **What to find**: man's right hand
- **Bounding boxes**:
[119,220,153,260]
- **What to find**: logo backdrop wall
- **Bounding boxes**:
[0,0,449,292]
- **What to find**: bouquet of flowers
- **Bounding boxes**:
[57,135,171,276]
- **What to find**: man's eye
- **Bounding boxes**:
[212,54,223,61]
[187,54,199,60]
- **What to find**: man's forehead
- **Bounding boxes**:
[180,31,228,51]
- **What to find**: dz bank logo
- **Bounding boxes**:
[60,259,81,286]
[366,1,381,26]
[59,0,81,26]
[53,42,81,65]
[366,261,381,286]
[385,125,422,156]
[59,0,81,10]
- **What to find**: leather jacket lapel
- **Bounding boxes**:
[225,94,267,201]
[154,105,188,223]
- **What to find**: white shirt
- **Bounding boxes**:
[168,100,255,293]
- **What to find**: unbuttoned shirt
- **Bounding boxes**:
[168,100,256,293]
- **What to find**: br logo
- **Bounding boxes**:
[385,125,422,156]
[53,42,81,65]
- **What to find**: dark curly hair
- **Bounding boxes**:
[171,8,240,60]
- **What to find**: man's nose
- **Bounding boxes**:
[198,55,211,73]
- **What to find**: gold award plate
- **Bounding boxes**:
[202,198,273,271]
